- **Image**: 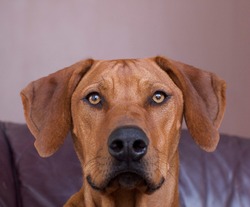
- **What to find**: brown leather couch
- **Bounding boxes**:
[0,121,249,207]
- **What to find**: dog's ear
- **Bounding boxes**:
[155,56,226,152]
[20,59,94,157]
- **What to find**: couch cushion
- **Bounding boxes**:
[179,130,250,207]
[4,122,82,207]
[0,122,18,207]
[3,122,250,207]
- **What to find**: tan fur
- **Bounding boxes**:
[20,56,226,207]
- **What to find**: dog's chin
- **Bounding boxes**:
[87,172,165,194]
[110,172,145,190]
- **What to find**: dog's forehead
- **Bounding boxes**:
[82,58,173,87]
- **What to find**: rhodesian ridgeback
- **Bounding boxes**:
[21,56,226,207]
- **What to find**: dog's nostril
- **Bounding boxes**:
[110,140,124,153]
[131,139,148,161]
[133,140,147,153]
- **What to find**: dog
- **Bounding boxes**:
[21,56,226,207]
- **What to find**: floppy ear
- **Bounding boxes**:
[155,56,226,152]
[20,59,94,157]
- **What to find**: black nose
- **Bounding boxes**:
[108,126,149,161]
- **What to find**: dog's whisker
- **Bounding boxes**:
[84,155,107,168]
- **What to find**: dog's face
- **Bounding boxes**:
[21,56,226,198]
[71,59,183,193]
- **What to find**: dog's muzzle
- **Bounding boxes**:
[87,126,164,193]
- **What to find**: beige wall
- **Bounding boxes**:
[1,0,250,138]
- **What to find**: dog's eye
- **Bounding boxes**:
[86,92,102,105]
[152,91,167,104]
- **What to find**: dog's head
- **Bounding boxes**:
[21,57,226,194]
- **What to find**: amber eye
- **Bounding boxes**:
[87,92,102,105]
[152,91,167,104]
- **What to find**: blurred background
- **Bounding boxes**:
[0,0,249,138]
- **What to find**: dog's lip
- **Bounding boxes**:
[87,169,165,194]
[86,169,145,191]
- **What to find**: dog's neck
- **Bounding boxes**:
[102,189,144,207]
[107,184,179,207]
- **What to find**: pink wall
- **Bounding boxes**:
[1,0,250,138]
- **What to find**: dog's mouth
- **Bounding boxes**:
[110,172,145,190]
[87,170,165,194]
